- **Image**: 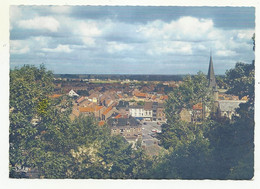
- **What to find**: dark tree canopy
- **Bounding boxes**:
[9,65,150,179]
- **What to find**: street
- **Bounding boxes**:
[141,121,162,146]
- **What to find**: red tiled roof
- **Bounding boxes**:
[102,106,113,115]
[98,121,105,126]
[241,96,248,101]
[76,96,85,103]
[193,103,203,110]
[79,106,103,113]
[160,95,168,100]
[114,114,122,119]
[49,94,62,98]
[135,92,147,98]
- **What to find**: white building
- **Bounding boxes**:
[68,89,79,97]
[129,105,144,118]
[217,100,246,119]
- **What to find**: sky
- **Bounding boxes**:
[10,6,255,75]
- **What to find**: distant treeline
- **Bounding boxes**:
[54,74,187,81]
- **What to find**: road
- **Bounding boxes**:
[141,121,163,146]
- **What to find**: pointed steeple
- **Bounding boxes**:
[207,53,217,89]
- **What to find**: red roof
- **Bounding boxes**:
[49,94,62,98]
[79,106,103,113]
[193,103,203,110]
[114,114,122,119]
[135,92,147,98]
[98,121,105,126]
[76,96,85,103]
[102,106,113,115]
[160,95,168,100]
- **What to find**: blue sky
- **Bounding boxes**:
[10,6,255,74]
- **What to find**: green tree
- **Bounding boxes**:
[161,72,213,149]
[151,121,212,179]
[9,65,149,179]
[9,64,54,177]
[225,62,254,101]
[216,75,227,89]
[165,72,213,124]
[155,72,214,179]
[207,34,255,179]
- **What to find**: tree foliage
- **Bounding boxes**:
[225,62,254,101]
[9,65,150,179]
[156,72,214,178]
[158,50,254,179]
[165,72,213,124]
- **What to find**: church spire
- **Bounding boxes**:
[207,53,217,89]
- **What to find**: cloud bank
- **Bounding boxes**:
[10,6,255,74]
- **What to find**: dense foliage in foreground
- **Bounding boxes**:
[9,60,254,179]
[9,65,151,179]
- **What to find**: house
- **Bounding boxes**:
[78,105,104,119]
[68,89,79,97]
[191,103,204,123]
[159,95,168,101]
[135,92,147,99]
[117,101,129,110]
[98,120,106,126]
[180,108,192,122]
[76,96,86,104]
[143,102,153,121]
[88,92,101,103]
[101,105,117,121]
[217,100,246,119]
[152,102,158,121]
[156,103,166,122]
[132,89,147,100]
[107,116,142,140]
[129,105,144,120]
[49,94,62,99]
[218,94,239,100]
[116,101,130,116]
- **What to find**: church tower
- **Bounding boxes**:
[207,54,217,90]
[207,53,218,102]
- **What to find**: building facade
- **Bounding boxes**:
[108,116,142,140]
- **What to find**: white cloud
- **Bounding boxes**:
[10,6,23,30]
[11,46,30,54]
[146,41,193,56]
[50,6,71,14]
[216,50,237,57]
[138,17,214,42]
[10,8,254,74]
[76,21,102,46]
[18,16,60,32]
[107,42,134,53]
[42,44,72,53]
[10,40,30,54]
[31,36,50,47]
[236,30,254,41]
